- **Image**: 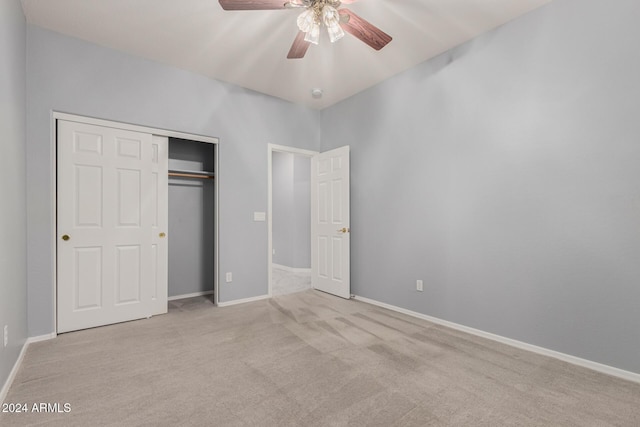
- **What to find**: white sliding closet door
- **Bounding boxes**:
[57,120,168,333]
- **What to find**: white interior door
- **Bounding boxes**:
[57,120,168,333]
[311,146,350,299]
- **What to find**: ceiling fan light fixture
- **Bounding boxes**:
[297,2,346,47]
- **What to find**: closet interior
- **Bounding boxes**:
[168,137,215,300]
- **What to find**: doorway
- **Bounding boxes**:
[268,144,316,296]
[268,144,352,299]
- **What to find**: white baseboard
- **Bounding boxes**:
[168,290,214,301]
[354,295,640,385]
[1,333,56,404]
[217,294,270,307]
[27,333,57,344]
[272,264,311,274]
[0,342,28,404]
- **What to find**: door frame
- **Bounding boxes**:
[51,112,220,334]
[267,144,318,297]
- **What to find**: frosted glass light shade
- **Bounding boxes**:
[304,22,320,45]
[322,5,340,27]
[327,23,344,43]
[297,9,315,33]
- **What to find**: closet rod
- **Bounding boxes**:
[168,169,215,180]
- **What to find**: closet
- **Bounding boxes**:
[56,114,219,333]
[168,138,216,300]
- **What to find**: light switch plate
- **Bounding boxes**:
[253,212,266,221]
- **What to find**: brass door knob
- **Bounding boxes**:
[62,235,70,241]
[337,227,350,234]
[159,232,166,238]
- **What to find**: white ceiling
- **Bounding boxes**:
[21,0,551,109]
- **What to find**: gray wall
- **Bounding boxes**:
[26,25,321,336]
[321,0,640,374]
[0,0,28,391]
[272,152,311,268]
[168,139,215,297]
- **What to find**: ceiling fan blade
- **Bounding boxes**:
[339,8,392,51]
[218,0,287,11]
[287,31,311,59]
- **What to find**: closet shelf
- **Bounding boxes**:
[168,169,215,179]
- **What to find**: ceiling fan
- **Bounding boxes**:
[218,0,392,59]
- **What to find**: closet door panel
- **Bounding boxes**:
[57,120,168,333]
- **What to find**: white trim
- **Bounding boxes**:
[52,112,221,333]
[217,294,270,307]
[168,291,214,301]
[27,333,57,344]
[267,144,318,299]
[267,146,273,298]
[272,263,312,274]
[213,143,220,307]
[1,334,56,404]
[269,144,318,156]
[52,112,219,144]
[354,295,640,385]
[50,111,58,334]
[1,343,28,404]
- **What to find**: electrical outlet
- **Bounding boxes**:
[416,280,424,292]
[226,272,233,283]
[3,325,8,347]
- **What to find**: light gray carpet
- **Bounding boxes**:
[272,266,312,296]
[2,290,640,426]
